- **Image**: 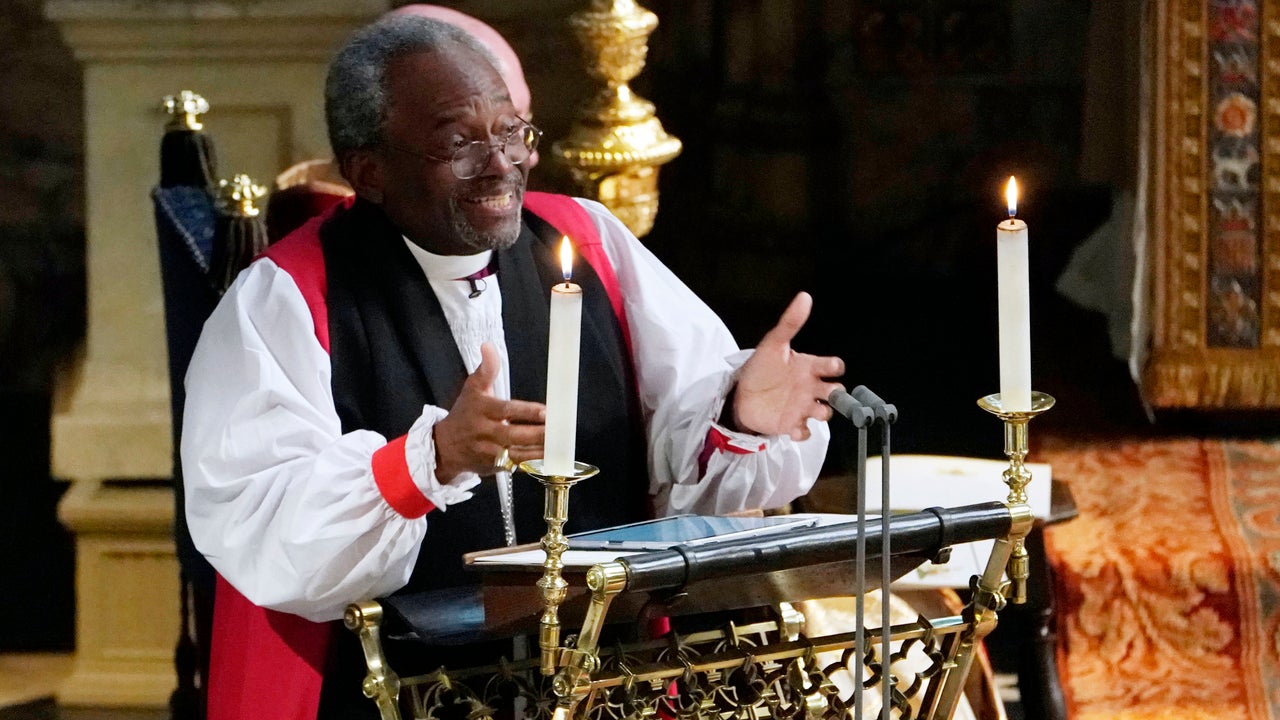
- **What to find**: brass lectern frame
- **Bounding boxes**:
[346,394,1050,720]
[345,501,1033,720]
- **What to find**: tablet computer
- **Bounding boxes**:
[566,514,818,551]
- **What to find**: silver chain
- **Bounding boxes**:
[499,470,517,547]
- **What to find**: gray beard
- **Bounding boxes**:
[448,191,523,252]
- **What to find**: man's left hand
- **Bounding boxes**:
[731,291,845,440]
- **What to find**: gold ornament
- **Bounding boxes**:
[161,90,209,131]
[554,0,682,237]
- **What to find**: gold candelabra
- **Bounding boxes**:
[514,459,600,676]
[554,0,682,238]
[977,390,1055,604]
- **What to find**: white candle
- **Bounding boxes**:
[997,177,1032,411]
[544,237,582,475]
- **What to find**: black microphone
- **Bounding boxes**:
[827,389,874,428]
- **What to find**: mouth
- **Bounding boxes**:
[462,192,516,212]
[448,174,527,250]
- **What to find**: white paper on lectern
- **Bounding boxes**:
[858,454,1052,589]
[863,454,1052,518]
[469,548,640,568]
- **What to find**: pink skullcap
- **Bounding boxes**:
[390,4,531,117]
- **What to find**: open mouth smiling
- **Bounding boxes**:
[463,192,515,210]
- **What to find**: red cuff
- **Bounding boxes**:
[696,427,767,477]
[372,435,436,518]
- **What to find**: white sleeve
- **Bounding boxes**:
[576,199,830,516]
[180,259,475,622]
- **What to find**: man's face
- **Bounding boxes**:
[375,45,529,255]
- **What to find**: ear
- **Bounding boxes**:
[339,149,385,204]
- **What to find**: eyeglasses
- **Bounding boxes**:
[385,118,542,180]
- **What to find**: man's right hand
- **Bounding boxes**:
[433,342,546,481]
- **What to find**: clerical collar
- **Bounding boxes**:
[402,238,493,282]
[457,260,498,298]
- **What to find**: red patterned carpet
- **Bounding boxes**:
[1041,437,1280,719]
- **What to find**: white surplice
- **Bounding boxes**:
[181,198,829,622]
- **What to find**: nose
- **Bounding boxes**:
[475,141,517,178]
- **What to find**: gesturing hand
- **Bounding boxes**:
[731,292,846,441]
[433,343,546,481]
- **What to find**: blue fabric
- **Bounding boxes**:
[153,185,219,588]
[155,186,217,272]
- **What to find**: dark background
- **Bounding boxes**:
[0,0,86,651]
[633,0,1118,465]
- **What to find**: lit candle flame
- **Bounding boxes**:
[559,236,573,283]
[1005,176,1018,218]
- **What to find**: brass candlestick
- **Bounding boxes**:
[977,391,1055,604]
[516,459,600,676]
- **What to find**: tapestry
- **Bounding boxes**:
[1041,438,1280,719]
[1207,0,1263,347]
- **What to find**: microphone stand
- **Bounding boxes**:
[852,386,898,720]
[828,389,871,718]
[829,387,897,720]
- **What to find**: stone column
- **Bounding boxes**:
[44,0,384,707]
